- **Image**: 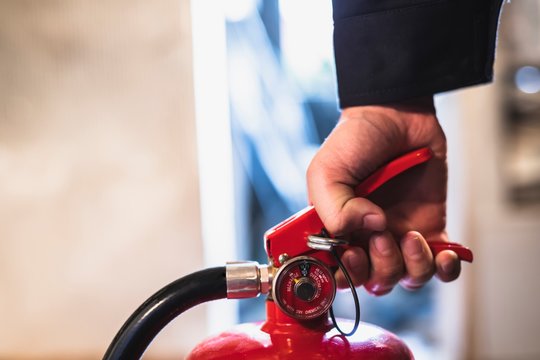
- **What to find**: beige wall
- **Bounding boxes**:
[460,82,540,360]
[461,3,540,358]
[0,1,205,358]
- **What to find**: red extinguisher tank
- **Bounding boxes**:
[187,301,413,360]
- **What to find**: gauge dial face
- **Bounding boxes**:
[272,256,336,320]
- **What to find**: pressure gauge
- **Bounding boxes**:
[272,256,336,320]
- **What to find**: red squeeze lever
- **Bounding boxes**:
[264,147,474,267]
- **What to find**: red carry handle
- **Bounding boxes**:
[353,147,473,262]
[354,147,433,196]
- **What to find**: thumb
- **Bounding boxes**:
[307,171,386,236]
[306,117,392,236]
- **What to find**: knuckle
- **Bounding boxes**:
[349,276,366,288]
[411,272,433,285]
[370,266,404,290]
[306,161,318,182]
[321,212,344,235]
[376,260,404,281]
[378,272,402,287]
[407,264,435,283]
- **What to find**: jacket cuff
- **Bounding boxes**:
[333,0,504,108]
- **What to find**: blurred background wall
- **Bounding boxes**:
[463,2,540,358]
[0,1,206,358]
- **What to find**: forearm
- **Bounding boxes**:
[332,0,505,108]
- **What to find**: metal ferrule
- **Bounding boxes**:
[226,261,272,299]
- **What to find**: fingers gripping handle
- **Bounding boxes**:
[264,147,473,267]
[352,147,473,263]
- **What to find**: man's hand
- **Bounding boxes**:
[307,97,461,295]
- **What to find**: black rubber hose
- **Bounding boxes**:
[103,266,227,360]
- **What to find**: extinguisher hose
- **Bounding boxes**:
[102,266,226,360]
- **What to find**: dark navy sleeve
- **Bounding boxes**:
[332,0,505,108]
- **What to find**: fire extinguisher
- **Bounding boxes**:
[103,148,473,360]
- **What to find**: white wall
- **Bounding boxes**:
[461,82,540,360]
[460,3,540,358]
[0,1,206,358]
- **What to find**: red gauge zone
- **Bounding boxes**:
[273,256,336,320]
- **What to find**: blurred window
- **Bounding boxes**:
[224,0,439,357]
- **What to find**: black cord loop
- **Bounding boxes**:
[329,246,360,336]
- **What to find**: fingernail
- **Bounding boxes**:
[400,277,424,291]
[441,259,454,275]
[403,235,424,260]
[371,288,393,296]
[363,214,385,231]
[343,252,361,275]
[342,253,353,271]
[366,283,393,296]
[374,234,393,256]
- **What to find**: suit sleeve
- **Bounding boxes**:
[332,0,505,108]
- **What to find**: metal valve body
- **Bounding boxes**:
[187,258,413,359]
[272,256,335,320]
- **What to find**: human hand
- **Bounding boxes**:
[306,97,461,295]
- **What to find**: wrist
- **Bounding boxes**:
[336,96,444,158]
[341,96,435,119]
